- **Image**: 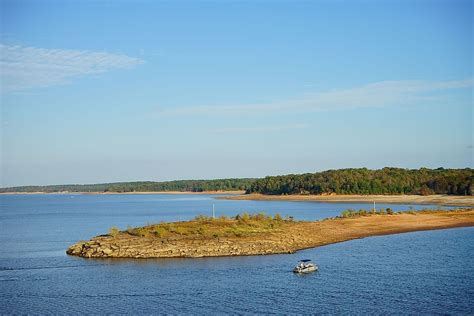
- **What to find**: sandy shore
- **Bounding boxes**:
[0,190,245,195]
[218,193,474,206]
[84,190,245,195]
[67,209,474,259]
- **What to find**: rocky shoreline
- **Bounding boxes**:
[67,209,474,259]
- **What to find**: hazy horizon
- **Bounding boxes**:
[1,0,473,187]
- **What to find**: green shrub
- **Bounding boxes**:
[241,212,250,222]
[341,209,358,218]
[195,214,211,222]
[154,226,169,238]
[130,227,150,237]
[172,226,188,235]
[254,212,267,221]
[196,227,206,235]
[341,210,351,218]
[109,226,120,237]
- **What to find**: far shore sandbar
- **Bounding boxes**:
[218,193,474,207]
[0,190,245,195]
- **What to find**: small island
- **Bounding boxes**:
[67,208,474,259]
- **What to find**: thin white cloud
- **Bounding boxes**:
[211,123,309,133]
[0,44,144,92]
[159,78,473,116]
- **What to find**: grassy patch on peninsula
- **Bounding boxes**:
[339,207,468,218]
[121,213,294,239]
[110,208,472,240]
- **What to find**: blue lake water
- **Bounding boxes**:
[0,194,472,314]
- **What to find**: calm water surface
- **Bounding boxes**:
[0,194,472,314]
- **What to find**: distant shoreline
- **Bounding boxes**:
[0,190,245,195]
[2,191,473,206]
[218,193,474,207]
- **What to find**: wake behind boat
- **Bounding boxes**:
[293,259,318,273]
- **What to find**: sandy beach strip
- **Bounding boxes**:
[0,190,245,195]
[217,193,474,206]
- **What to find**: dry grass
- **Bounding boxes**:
[124,213,293,239]
[113,209,473,240]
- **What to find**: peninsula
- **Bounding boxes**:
[67,209,474,259]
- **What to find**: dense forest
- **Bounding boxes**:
[246,168,473,196]
[1,168,472,196]
[0,179,255,193]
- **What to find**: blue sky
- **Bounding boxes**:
[1,0,472,186]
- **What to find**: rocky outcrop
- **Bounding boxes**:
[67,209,474,259]
[66,233,307,258]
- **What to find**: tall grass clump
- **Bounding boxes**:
[341,209,357,218]
[109,226,120,237]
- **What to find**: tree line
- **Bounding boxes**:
[1,168,472,195]
[245,168,473,196]
[0,178,255,193]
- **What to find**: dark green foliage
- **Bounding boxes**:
[0,178,256,193]
[2,167,472,196]
[246,168,473,196]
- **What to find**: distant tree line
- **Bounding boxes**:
[2,168,472,196]
[0,179,256,193]
[245,168,473,196]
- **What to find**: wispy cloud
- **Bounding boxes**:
[211,123,309,133]
[0,44,144,93]
[159,78,473,116]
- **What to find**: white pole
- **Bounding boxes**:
[212,204,215,219]
[373,201,376,212]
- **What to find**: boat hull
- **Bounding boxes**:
[293,265,318,273]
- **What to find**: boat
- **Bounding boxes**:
[293,259,318,273]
